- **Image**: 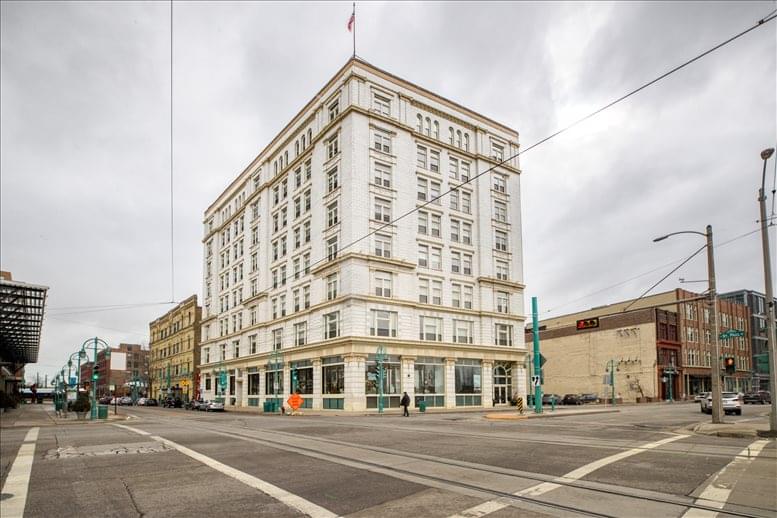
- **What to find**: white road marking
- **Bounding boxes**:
[681,439,771,518]
[449,434,690,518]
[1,427,40,518]
[112,424,338,517]
[113,423,150,435]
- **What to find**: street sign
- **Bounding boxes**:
[531,375,540,386]
[287,393,303,411]
[69,377,77,386]
[539,353,547,368]
[719,329,745,340]
[663,368,678,375]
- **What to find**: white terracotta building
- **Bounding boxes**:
[199,58,527,411]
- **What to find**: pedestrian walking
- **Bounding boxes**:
[401,391,410,417]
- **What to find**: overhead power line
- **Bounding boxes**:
[278,10,777,287]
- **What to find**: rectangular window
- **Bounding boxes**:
[495,230,508,252]
[420,316,443,342]
[453,320,473,344]
[327,235,338,261]
[462,191,471,214]
[273,328,283,350]
[429,149,440,173]
[450,190,459,211]
[496,260,509,281]
[303,285,310,309]
[373,93,391,116]
[418,278,442,305]
[322,360,344,395]
[496,291,510,313]
[430,213,441,238]
[462,253,472,275]
[461,222,472,245]
[452,251,461,273]
[374,234,391,258]
[449,157,459,180]
[374,271,392,297]
[418,211,428,235]
[327,168,339,193]
[373,130,391,153]
[327,201,339,227]
[493,174,507,193]
[418,244,429,268]
[324,312,340,339]
[451,219,460,242]
[374,198,391,223]
[494,201,508,222]
[370,310,398,337]
[328,99,339,121]
[327,133,339,159]
[294,323,307,346]
[374,162,391,188]
[327,273,338,300]
[249,335,257,355]
[417,145,427,169]
[492,142,504,161]
[495,324,513,346]
[461,161,470,182]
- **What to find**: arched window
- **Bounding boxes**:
[274,161,278,174]
[307,128,312,144]
[449,127,454,144]
[295,141,300,156]
[456,130,462,148]
[425,117,431,136]
[433,121,439,139]
[301,134,306,150]
[463,134,469,152]
[417,114,423,132]
[284,151,288,167]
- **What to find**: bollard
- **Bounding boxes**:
[551,398,556,412]
[516,397,524,414]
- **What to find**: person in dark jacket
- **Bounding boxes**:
[400,392,410,417]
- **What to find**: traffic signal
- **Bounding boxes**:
[724,357,735,375]
[92,364,99,381]
[576,318,599,330]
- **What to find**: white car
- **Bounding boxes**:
[694,392,710,402]
[198,400,224,412]
[700,392,742,415]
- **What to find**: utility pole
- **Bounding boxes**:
[758,147,777,436]
[532,297,542,414]
[706,226,724,424]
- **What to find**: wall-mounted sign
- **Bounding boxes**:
[576,318,600,330]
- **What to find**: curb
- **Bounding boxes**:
[682,422,768,439]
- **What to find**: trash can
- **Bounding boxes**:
[418,401,427,413]
[98,405,109,419]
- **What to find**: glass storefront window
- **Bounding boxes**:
[415,357,445,407]
[248,373,261,396]
[294,367,314,394]
[265,370,283,395]
[323,362,344,394]
[455,360,481,394]
[365,355,400,408]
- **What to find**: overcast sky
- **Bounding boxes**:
[2,1,775,382]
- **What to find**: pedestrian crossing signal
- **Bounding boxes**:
[724,357,735,374]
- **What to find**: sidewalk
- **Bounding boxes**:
[0,403,127,428]
[223,404,620,419]
[687,419,777,439]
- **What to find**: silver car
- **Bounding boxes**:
[693,392,710,402]
[200,400,224,412]
[701,392,742,415]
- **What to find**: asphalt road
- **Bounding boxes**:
[2,402,775,517]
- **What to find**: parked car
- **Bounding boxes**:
[119,396,133,406]
[580,393,599,404]
[145,398,158,406]
[200,400,224,412]
[109,397,119,405]
[701,392,742,415]
[186,399,204,410]
[98,396,112,405]
[562,394,582,405]
[694,392,710,402]
[743,391,771,404]
[163,397,183,408]
[542,394,561,405]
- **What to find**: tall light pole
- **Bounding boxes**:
[654,226,723,423]
[757,147,776,436]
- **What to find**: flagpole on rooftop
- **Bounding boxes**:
[352,2,356,57]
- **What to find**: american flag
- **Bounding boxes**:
[347,12,355,32]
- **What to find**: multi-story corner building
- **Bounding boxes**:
[720,289,775,392]
[526,308,681,403]
[539,289,752,398]
[198,57,527,411]
[86,343,149,397]
[149,295,202,402]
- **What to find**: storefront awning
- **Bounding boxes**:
[0,278,48,364]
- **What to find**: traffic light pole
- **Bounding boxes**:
[532,297,542,414]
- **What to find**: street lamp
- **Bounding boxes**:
[757,147,776,436]
[654,226,723,423]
